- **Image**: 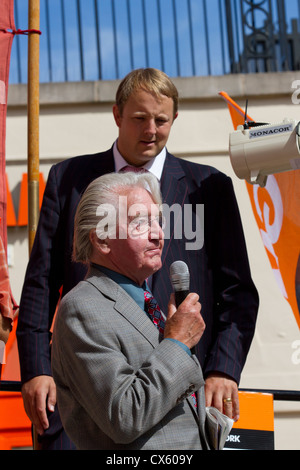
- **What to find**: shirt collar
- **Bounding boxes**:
[113,140,166,181]
[91,263,146,311]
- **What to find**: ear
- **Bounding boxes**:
[90,230,110,255]
[112,104,122,128]
[172,112,178,123]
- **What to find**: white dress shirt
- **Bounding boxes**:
[113,140,166,181]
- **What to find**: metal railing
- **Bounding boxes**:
[1,380,300,403]
[8,0,300,85]
[0,381,22,392]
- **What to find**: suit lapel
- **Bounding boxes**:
[160,153,188,263]
[151,153,189,299]
[160,152,186,205]
[86,268,161,348]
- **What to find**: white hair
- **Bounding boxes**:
[73,171,162,263]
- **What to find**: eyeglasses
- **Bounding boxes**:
[128,214,165,237]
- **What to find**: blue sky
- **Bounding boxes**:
[8,0,300,84]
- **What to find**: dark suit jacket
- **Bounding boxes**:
[17,147,258,387]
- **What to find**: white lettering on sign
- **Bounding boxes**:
[226,434,241,443]
[291,80,300,104]
[253,175,287,298]
[291,340,300,365]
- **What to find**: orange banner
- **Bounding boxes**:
[0,0,15,249]
[0,2,31,450]
[233,392,274,432]
[220,91,300,330]
[225,392,274,449]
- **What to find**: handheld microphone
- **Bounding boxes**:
[170,261,197,355]
[170,261,190,307]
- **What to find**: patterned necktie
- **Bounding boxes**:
[144,290,165,335]
[144,288,198,409]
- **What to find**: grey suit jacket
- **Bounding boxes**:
[51,267,209,450]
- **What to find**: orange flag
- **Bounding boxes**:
[0,0,18,381]
[220,91,300,329]
[0,0,15,250]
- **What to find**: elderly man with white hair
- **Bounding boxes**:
[51,171,209,450]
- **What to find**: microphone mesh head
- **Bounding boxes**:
[170,261,190,291]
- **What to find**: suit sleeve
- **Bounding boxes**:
[203,174,259,383]
[17,165,63,382]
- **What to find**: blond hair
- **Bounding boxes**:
[116,68,178,119]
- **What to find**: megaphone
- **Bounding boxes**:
[229,118,300,187]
